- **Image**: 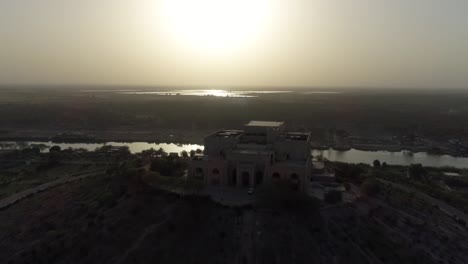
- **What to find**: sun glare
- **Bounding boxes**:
[159,0,273,55]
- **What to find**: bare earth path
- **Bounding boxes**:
[378,178,468,223]
[0,170,104,211]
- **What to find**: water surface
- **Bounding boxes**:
[82,88,343,98]
[3,141,203,154]
[312,149,468,169]
[4,141,467,169]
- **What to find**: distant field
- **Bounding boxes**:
[1,87,468,143]
[1,163,467,263]
[0,161,104,199]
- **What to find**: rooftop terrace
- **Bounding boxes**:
[212,129,243,139]
[245,121,284,127]
[282,132,310,141]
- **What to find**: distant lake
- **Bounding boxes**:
[3,141,467,169]
[312,149,468,169]
[81,89,342,98]
[117,89,291,97]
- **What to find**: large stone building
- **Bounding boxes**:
[188,121,313,191]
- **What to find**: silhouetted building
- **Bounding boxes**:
[188,121,313,191]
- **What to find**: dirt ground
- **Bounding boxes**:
[1,172,466,264]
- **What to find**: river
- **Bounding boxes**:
[1,141,203,155]
[2,141,468,169]
[312,149,468,169]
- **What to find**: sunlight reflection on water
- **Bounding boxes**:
[4,141,468,168]
[118,89,292,97]
[312,149,468,169]
[84,89,342,97]
[4,141,204,154]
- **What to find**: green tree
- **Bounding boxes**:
[361,178,380,197]
[373,159,381,168]
[324,190,343,204]
[334,163,367,184]
[22,146,41,155]
[408,164,427,180]
[116,146,131,159]
[49,145,62,152]
[150,156,186,176]
[155,148,167,157]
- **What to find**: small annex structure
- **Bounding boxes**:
[188,120,313,191]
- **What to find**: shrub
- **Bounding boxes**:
[49,146,61,152]
[324,190,343,204]
[150,156,187,176]
[373,159,381,168]
[361,178,380,197]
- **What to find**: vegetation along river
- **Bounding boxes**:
[2,141,468,169]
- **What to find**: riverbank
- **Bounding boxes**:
[3,128,468,157]
[312,148,468,169]
[312,143,468,158]
[0,129,209,145]
[2,140,468,169]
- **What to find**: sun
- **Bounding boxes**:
[158,0,273,55]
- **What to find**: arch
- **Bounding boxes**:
[272,172,280,180]
[241,171,250,187]
[230,169,237,186]
[194,167,204,179]
[211,168,220,185]
[255,171,263,186]
[290,173,300,191]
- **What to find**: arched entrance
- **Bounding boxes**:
[230,169,237,186]
[194,168,204,180]
[211,168,220,185]
[272,172,280,181]
[255,171,263,186]
[241,172,250,187]
[290,173,300,190]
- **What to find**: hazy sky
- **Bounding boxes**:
[1,0,467,88]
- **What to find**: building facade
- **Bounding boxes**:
[188,121,313,191]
